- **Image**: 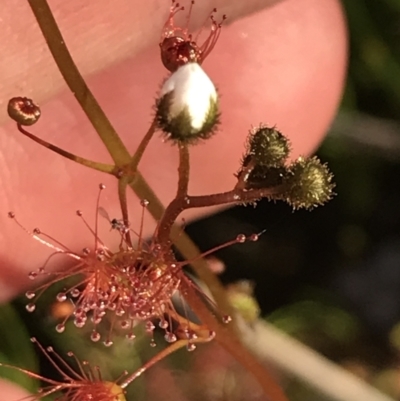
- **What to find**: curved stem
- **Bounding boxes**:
[130,119,158,171]
[154,186,277,248]
[118,177,133,247]
[27,0,132,167]
[120,335,210,389]
[17,124,115,175]
[177,144,190,197]
[154,144,190,247]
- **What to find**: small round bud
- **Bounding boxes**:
[8,97,41,126]
[160,1,226,72]
[161,36,200,72]
[156,63,219,143]
[247,126,290,168]
[283,156,335,210]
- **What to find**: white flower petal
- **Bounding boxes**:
[160,63,217,130]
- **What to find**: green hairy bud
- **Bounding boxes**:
[247,126,290,168]
[283,156,335,210]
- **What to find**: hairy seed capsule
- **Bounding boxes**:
[247,126,290,168]
[8,97,41,126]
[283,156,335,210]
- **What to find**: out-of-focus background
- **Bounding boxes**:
[2,1,400,400]
[186,0,400,398]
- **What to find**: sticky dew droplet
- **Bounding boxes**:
[222,315,232,324]
[126,333,136,340]
[164,332,177,343]
[74,317,86,328]
[249,233,259,242]
[55,324,65,333]
[145,321,155,333]
[187,343,196,352]
[90,331,101,342]
[159,320,169,329]
[236,234,246,243]
[120,320,129,329]
[28,271,38,280]
[56,292,67,302]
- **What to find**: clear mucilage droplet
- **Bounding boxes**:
[236,234,246,243]
[90,331,101,342]
[55,324,65,333]
[26,303,36,312]
[164,332,177,343]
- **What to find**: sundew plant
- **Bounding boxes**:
[0,1,335,401]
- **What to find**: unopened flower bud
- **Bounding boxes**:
[246,126,290,168]
[283,156,335,210]
[156,63,219,143]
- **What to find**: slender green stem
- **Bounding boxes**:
[118,177,133,247]
[177,144,190,197]
[120,340,188,388]
[27,0,132,167]
[154,144,190,248]
[120,335,210,389]
[130,119,158,171]
[17,124,115,174]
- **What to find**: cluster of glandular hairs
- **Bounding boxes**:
[14,205,185,346]
[1,337,127,401]
[159,0,226,72]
